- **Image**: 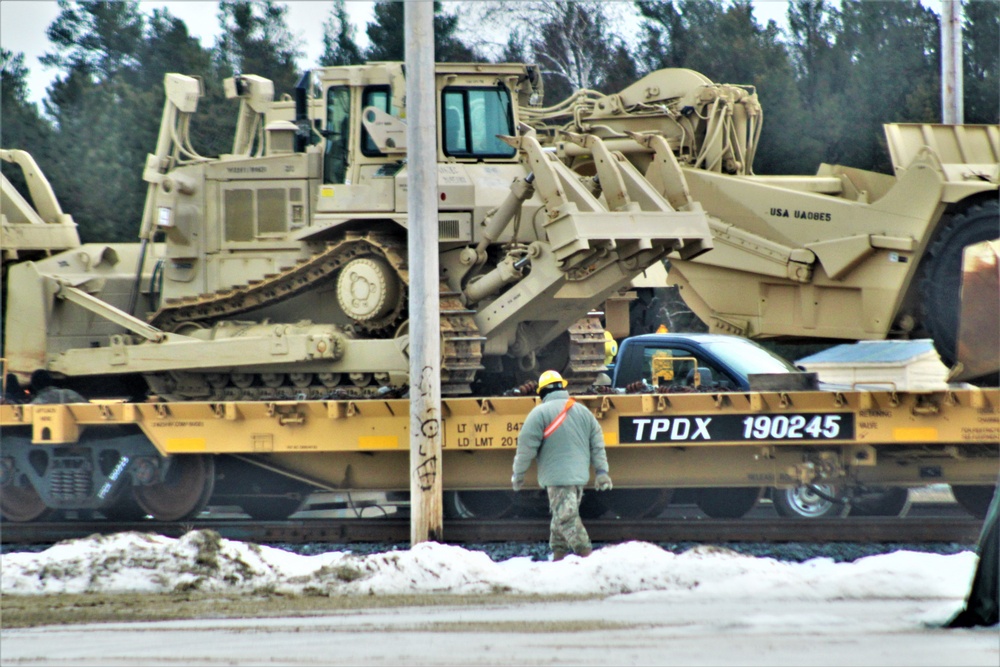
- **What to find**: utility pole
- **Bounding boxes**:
[406,1,443,544]
[941,0,963,124]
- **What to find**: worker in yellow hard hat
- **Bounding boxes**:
[511,369,612,561]
[603,330,618,366]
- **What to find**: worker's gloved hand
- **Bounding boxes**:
[595,471,613,491]
[511,473,525,492]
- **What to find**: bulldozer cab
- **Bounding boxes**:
[296,63,538,191]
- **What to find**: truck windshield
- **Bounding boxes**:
[700,340,799,376]
[442,86,516,159]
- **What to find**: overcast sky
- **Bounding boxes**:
[3,1,804,106]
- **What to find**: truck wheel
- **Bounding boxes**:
[695,487,760,518]
[919,199,999,367]
[134,455,215,522]
[772,485,842,519]
[952,485,997,519]
[850,487,909,517]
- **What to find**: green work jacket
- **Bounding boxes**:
[512,390,609,487]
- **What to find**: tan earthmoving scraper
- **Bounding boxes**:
[524,68,999,381]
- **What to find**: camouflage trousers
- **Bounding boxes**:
[546,485,592,555]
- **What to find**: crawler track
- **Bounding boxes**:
[144,233,488,398]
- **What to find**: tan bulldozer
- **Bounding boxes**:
[2,63,712,399]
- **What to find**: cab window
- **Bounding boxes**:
[442,86,516,159]
[324,85,351,184]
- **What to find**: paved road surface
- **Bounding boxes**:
[2,594,995,666]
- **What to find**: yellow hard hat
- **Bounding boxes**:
[537,370,567,393]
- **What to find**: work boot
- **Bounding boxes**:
[552,551,568,562]
[577,547,593,558]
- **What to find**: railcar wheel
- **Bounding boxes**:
[100,489,148,521]
[443,491,516,519]
[240,495,305,520]
[952,485,997,519]
[772,484,842,519]
[695,487,761,518]
[211,456,312,520]
[578,492,609,519]
[919,199,999,366]
[134,455,215,522]
[850,487,909,517]
[604,488,674,519]
[0,482,51,522]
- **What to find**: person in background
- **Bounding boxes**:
[511,370,612,561]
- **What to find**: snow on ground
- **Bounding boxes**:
[0,530,978,611]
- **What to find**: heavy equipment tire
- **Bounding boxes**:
[952,485,997,519]
[850,487,910,517]
[695,487,761,519]
[772,484,843,519]
[134,455,215,522]
[919,199,999,367]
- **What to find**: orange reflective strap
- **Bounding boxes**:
[542,398,576,439]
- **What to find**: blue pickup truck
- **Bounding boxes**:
[608,332,813,392]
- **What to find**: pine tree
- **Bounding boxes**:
[41,0,145,78]
[320,0,364,67]
[215,0,302,95]
[964,0,1000,124]
[834,0,939,171]
[1,50,55,199]
[637,0,712,72]
[365,1,479,63]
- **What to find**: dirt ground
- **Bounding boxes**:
[0,591,591,629]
